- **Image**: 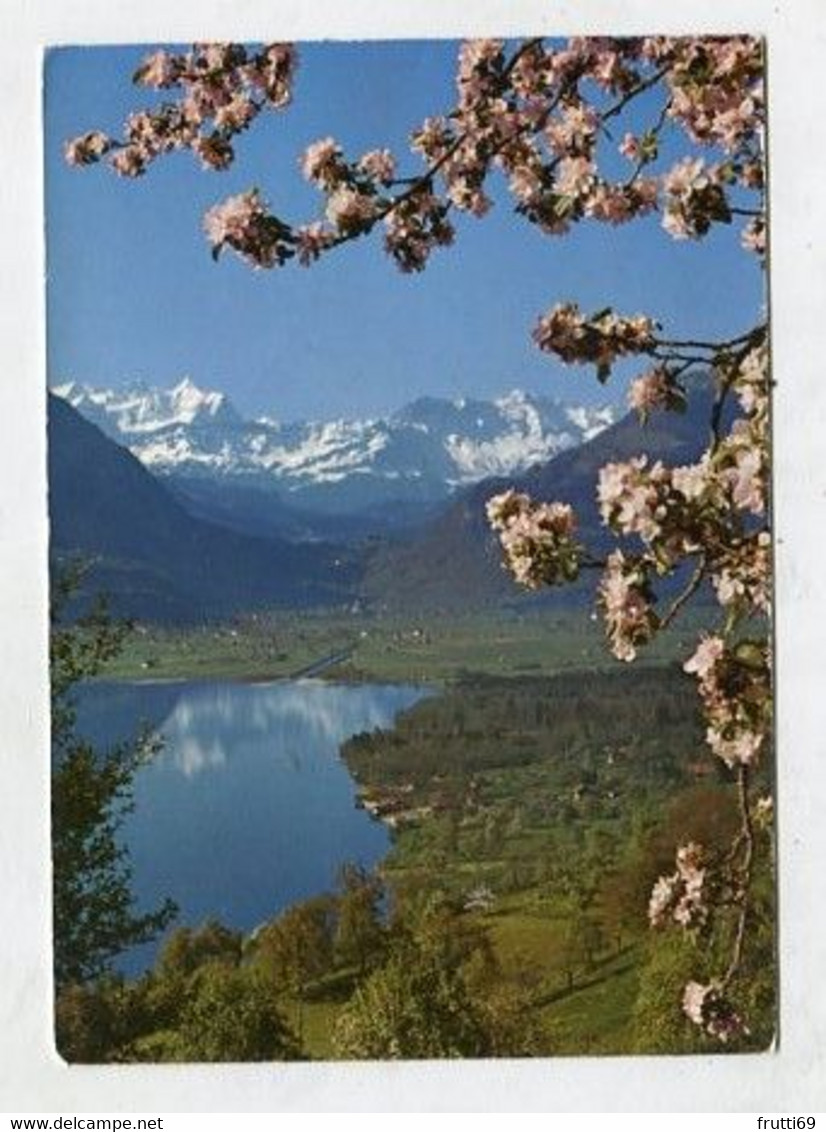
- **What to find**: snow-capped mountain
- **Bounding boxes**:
[52,377,619,515]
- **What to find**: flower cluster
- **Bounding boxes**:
[648,842,710,929]
[597,455,717,573]
[716,419,768,516]
[383,190,455,273]
[358,149,396,185]
[682,981,749,1043]
[66,43,296,180]
[324,186,379,236]
[66,36,765,277]
[662,157,732,240]
[597,456,672,544]
[711,531,771,616]
[293,223,335,267]
[533,303,656,376]
[628,366,687,421]
[299,136,409,248]
[64,130,112,166]
[665,37,764,155]
[733,341,770,421]
[684,635,771,768]
[300,136,348,188]
[486,490,581,590]
[203,190,294,269]
[597,550,659,661]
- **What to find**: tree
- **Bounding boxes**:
[146,920,242,1030]
[64,35,771,1042]
[333,919,543,1059]
[253,895,336,1042]
[333,863,385,975]
[51,567,177,993]
[172,963,301,1062]
[332,944,491,1059]
[155,919,243,979]
[54,975,147,1063]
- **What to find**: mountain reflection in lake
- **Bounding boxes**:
[74,679,426,973]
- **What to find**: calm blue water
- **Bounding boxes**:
[73,679,426,973]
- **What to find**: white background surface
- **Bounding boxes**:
[1,0,825,1113]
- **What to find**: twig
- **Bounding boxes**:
[659,554,707,630]
[722,765,755,989]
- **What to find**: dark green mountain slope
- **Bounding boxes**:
[48,395,357,621]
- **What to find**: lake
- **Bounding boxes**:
[73,678,426,973]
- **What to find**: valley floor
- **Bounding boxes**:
[101,606,712,685]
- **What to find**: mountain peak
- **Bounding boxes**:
[169,376,234,423]
[171,375,197,395]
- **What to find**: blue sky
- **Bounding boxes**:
[44,41,766,421]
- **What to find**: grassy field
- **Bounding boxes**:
[291,900,643,1059]
[102,605,713,684]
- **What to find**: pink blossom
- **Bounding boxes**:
[458,39,504,78]
[633,178,660,212]
[199,42,237,72]
[682,981,710,1027]
[672,458,711,502]
[509,44,553,98]
[411,117,453,162]
[325,187,379,235]
[545,102,599,156]
[202,189,293,269]
[735,344,769,416]
[533,303,656,367]
[556,157,596,198]
[214,94,256,131]
[383,190,454,273]
[684,635,725,681]
[203,189,263,247]
[193,134,234,171]
[727,446,765,514]
[662,156,731,240]
[598,551,658,661]
[741,217,766,256]
[250,43,297,108]
[682,981,749,1043]
[685,634,771,769]
[712,531,771,615]
[136,49,180,89]
[487,490,581,589]
[508,162,544,204]
[584,184,636,225]
[64,131,111,166]
[301,137,344,186]
[619,133,641,161]
[109,147,146,177]
[597,457,670,542]
[294,223,335,266]
[648,872,679,927]
[663,156,706,197]
[628,367,672,415]
[706,725,763,768]
[358,149,396,185]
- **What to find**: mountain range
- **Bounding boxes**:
[51,379,619,537]
[48,374,715,621]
